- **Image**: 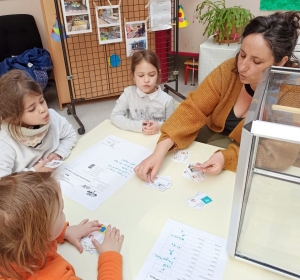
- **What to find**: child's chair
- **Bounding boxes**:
[184,59,198,85]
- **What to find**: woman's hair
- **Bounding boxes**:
[234,11,300,71]
[0,69,43,137]
[0,172,60,280]
[131,50,161,83]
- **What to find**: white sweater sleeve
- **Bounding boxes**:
[158,96,175,127]
[52,112,77,159]
[110,91,143,132]
[0,141,16,177]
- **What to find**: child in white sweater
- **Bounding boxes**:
[110,50,175,134]
[0,69,77,178]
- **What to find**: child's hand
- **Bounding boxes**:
[92,224,124,255]
[65,219,102,253]
[33,159,55,172]
[142,120,160,135]
[47,153,61,161]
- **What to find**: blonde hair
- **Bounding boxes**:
[0,69,43,138]
[0,172,60,280]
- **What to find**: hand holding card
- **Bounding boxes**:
[44,160,64,168]
[144,175,172,192]
[81,223,108,254]
[183,163,206,182]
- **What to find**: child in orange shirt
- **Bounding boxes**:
[0,172,124,280]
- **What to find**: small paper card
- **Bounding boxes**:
[173,149,189,163]
[144,175,172,192]
[44,160,64,168]
[81,223,108,254]
[187,192,212,210]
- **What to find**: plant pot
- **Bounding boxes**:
[213,24,242,44]
[213,35,239,44]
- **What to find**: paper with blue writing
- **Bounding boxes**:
[56,135,152,211]
[136,219,228,280]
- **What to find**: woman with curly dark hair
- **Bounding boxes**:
[135,11,300,182]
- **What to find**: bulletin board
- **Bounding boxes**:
[42,0,177,110]
[63,0,155,101]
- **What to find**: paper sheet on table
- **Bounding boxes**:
[150,0,172,31]
[56,135,152,211]
[136,219,228,280]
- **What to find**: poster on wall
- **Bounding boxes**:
[95,5,122,45]
[61,0,92,35]
[125,21,148,57]
[260,0,298,10]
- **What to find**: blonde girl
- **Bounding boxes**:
[0,172,124,280]
[0,69,77,177]
[110,49,175,135]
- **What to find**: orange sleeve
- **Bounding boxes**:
[219,143,239,172]
[97,251,123,280]
[56,222,69,244]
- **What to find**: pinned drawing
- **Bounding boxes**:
[60,0,92,35]
[125,21,148,57]
[95,5,123,44]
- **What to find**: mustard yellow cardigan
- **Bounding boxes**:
[160,58,300,172]
[159,58,243,172]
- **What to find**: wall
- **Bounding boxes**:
[0,0,49,50]
[0,0,273,56]
[179,0,272,54]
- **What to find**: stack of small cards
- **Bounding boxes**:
[173,150,189,163]
[144,175,172,192]
[186,192,212,210]
[183,163,206,182]
[81,224,108,254]
[44,160,64,168]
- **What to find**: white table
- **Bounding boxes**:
[58,120,290,280]
[199,37,240,84]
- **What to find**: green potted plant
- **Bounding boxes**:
[194,0,254,44]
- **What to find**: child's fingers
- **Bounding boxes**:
[79,218,89,225]
[73,239,83,253]
[92,238,101,249]
[86,219,100,226]
[92,238,101,248]
[111,227,117,237]
[119,234,124,244]
[105,225,112,237]
[89,224,102,233]
[114,228,120,240]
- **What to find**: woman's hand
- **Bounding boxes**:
[134,152,164,182]
[135,138,175,182]
[142,120,160,135]
[65,219,102,253]
[192,151,225,175]
[92,225,124,255]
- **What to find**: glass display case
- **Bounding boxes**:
[227,65,300,279]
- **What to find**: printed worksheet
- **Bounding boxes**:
[136,219,228,280]
[56,135,152,211]
[150,0,172,31]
